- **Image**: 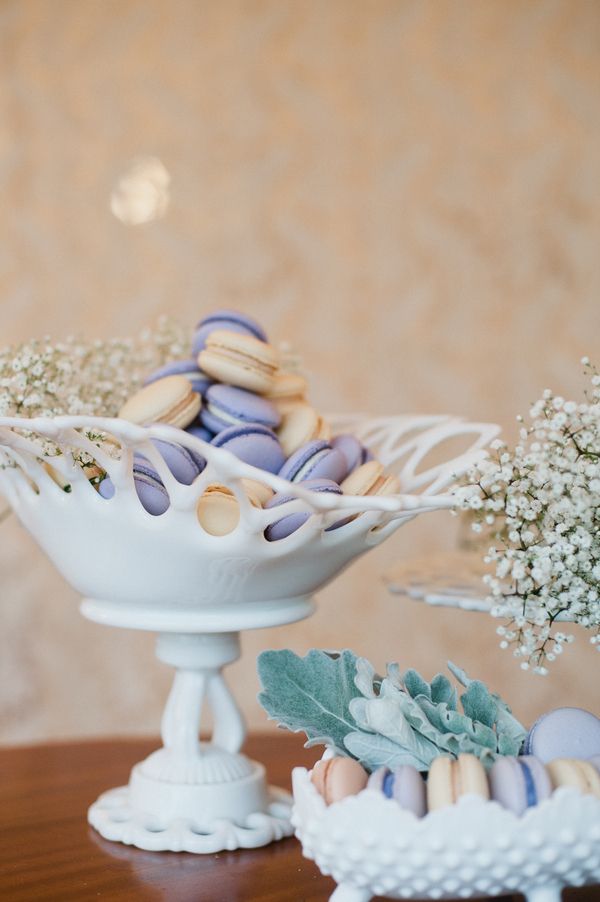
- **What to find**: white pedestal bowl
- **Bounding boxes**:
[0,413,497,853]
[292,766,600,902]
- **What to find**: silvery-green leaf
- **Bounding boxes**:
[417,698,497,750]
[447,660,472,688]
[403,669,431,700]
[386,662,404,690]
[350,695,439,768]
[460,681,497,729]
[430,674,457,709]
[354,657,377,699]
[257,649,360,754]
[343,731,426,771]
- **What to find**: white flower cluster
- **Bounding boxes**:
[457,360,600,674]
[0,316,189,421]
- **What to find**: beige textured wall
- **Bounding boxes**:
[1,0,599,745]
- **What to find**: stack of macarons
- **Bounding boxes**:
[107,308,400,532]
[310,706,600,816]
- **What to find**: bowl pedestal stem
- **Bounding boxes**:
[87,631,293,853]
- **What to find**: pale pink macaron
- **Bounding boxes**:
[310,756,369,805]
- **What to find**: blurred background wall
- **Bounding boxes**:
[1,0,599,744]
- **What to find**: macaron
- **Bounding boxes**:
[368,766,427,817]
[119,375,201,429]
[489,755,552,815]
[198,330,279,394]
[277,404,332,458]
[278,440,347,484]
[524,707,600,763]
[427,754,490,812]
[99,462,170,516]
[310,756,369,805]
[547,758,600,799]
[201,384,281,435]
[186,423,214,443]
[331,434,373,475]
[264,478,342,541]
[192,309,268,356]
[211,424,286,475]
[341,460,400,497]
[137,438,205,485]
[265,371,308,413]
[197,483,261,536]
[144,358,213,397]
[240,478,274,506]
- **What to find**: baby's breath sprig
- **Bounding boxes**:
[0,316,190,421]
[456,359,600,674]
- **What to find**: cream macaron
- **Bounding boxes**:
[427,754,490,811]
[547,758,600,799]
[197,483,262,536]
[341,460,400,497]
[277,403,332,457]
[266,371,309,413]
[119,375,201,429]
[310,756,369,805]
[198,330,280,394]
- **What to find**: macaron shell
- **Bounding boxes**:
[456,753,490,801]
[202,384,281,433]
[341,460,385,495]
[548,758,600,798]
[143,439,205,485]
[119,375,201,429]
[332,434,365,475]
[426,757,455,811]
[144,358,213,396]
[489,756,551,816]
[369,766,426,817]
[311,757,368,805]
[212,424,285,475]
[197,485,241,536]
[192,309,267,355]
[278,404,320,457]
[279,440,347,484]
[266,371,308,403]
[264,478,342,541]
[525,707,600,763]
[198,330,279,394]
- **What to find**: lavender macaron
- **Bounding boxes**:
[367,766,426,817]
[524,707,600,763]
[212,423,285,474]
[489,755,552,815]
[201,384,281,435]
[192,309,268,356]
[279,439,347,484]
[137,438,206,485]
[186,423,214,443]
[331,434,373,476]
[144,358,213,397]
[99,461,170,515]
[264,478,342,541]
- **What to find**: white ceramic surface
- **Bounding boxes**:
[292,766,600,902]
[0,412,498,853]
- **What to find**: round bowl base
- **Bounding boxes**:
[88,780,293,853]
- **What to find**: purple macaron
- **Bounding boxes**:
[144,358,213,396]
[99,461,170,516]
[524,707,600,763]
[212,424,285,474]
[489,755,552,816]
[186,423,214,443]
[264,478,342,541]
[367,766,426,817]
[331,434,373,476]
[201,384,281,435]
[279,439,347,484]
[137,438,206,485]
[192,309,268,356]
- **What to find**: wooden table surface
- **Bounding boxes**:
[0,735,598,902]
